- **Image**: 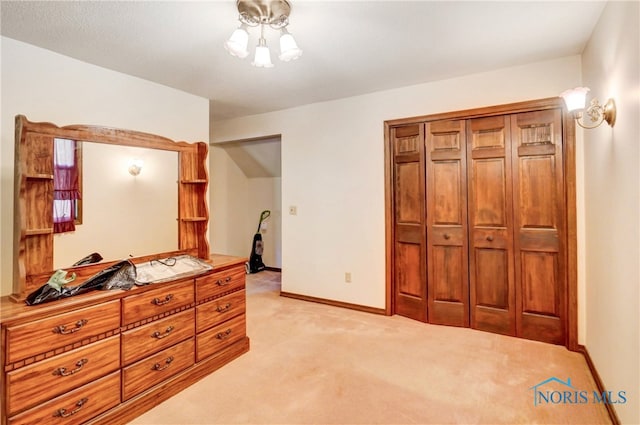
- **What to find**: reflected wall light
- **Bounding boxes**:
[128,159,144,176]
[559,87,617,129]
[225,0,302,68]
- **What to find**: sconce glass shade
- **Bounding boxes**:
[128,159,144,176]
[279,28,303,61]
[252,37,274,68]
[224,24,250,58]
[560,87,590,112]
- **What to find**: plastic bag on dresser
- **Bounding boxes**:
[25,260,137,305]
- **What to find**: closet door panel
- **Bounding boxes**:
[472,159,507,226]
[511,110,565,344]
[425,120,468,327]
[519,156,557,227]
[467,116,515,336]
[395,162,422,223]
[395,243,424,298]
[521,252,559,315]
[473,248,511,333]
[475,249,509,308]
[392,124,427,322]
[432,161,463,224]
[432,247,464,301]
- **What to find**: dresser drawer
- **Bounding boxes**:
[122,279,194,325]
[196,314,246,362]
[196,290,245,333]
[6,335,120,415]
[195,266,245,302]
[122,309,194,366]
[122,337,195,401]
[8,371,120,425]
[6,300,120,364]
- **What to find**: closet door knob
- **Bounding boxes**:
[486,235,494,242]
[443,233,451,240]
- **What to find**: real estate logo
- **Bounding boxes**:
[529,377,627,407]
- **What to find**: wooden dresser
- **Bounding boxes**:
[0,254,249,425]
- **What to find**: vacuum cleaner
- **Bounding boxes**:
[246,210,271,274]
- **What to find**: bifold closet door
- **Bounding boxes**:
[425,120,469,327]
[467,116,516,336]
[391,124,428,322]
[511,110,566,345]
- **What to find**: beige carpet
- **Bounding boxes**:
[130,271,610,424]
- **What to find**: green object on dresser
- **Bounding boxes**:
[46,269,77,291]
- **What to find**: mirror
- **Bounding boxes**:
[12,115,209,302]
[53,143,179,268]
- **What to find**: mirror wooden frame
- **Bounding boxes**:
[11,115,209,302]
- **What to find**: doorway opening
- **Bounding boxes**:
[210,134,282,273]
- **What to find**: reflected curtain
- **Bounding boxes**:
[53,138,80,233]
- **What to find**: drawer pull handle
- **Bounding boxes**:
[53,319,88,335]
[53,358,88,376]
[216,303,232,313]
[486,235,494,242]
[151,326,175,339]
[443,233,451,240]
[151,294,174,306]
[216,329,233,340]
[216,276,233,286]
[53,397,88,418]
[152,356,174,371]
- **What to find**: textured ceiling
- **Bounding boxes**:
[1,1,606,121]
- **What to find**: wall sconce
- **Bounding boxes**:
[128,159,144,176]
[559,87,616,129]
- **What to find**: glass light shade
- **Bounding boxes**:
[128,159,144,176]
[252,38,274,68]
[224,24,249,58]
[279,28,303,62]
[560,87,590,112]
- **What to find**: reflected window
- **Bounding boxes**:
[53,138,82,232]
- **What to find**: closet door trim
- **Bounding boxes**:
[384,97,578,350]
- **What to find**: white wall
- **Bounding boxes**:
[581,1,640,423]
[209,146,250,259]
[1,37,209,296]
[212,56,584,312]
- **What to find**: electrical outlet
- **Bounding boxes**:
[345,272,351,283]
[289,206,297,215]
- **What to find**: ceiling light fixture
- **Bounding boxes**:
[559,87,616,129]
[225,0,302,67]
